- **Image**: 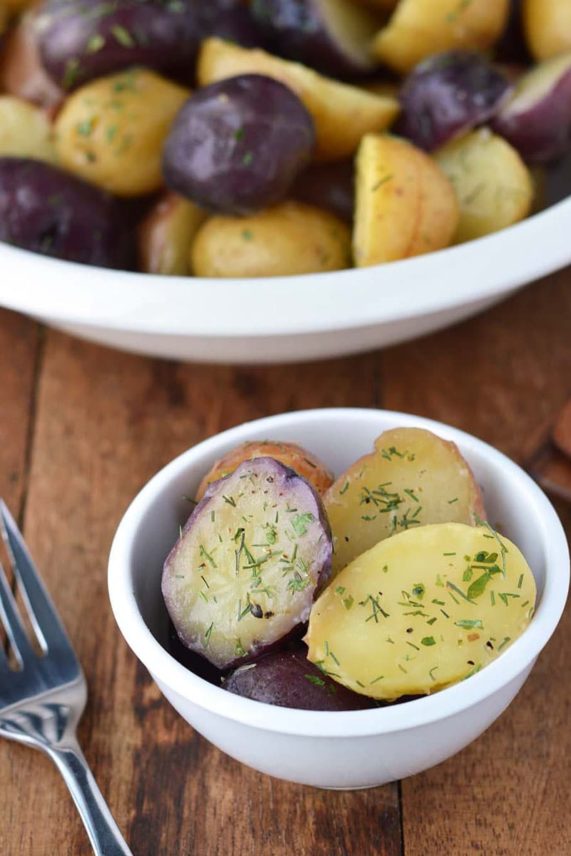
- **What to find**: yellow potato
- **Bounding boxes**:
[191,201,352,278]
[0,96,56,162]
[305,522,536,700]
[139,193,207,276]
[524,0,571,61]
[434,129,534,244]
[325,427,485,575]
[353,134,459,267]
[197,38,399,162]
[372,0,510,74]
[54,69,189,197]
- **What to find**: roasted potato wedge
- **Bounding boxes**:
[0,96,57,163]
[435,129,533,243]
[325,427,485,574]
[353,134,459,267]
[138,193,206,276]
[523,0,571,62]
[197,38,399,161]
[305,522,536,700]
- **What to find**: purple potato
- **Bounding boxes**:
[162,457,333,671]
[291,160,354,223]
[33,0,202,90]
[224,647,375,710]
[0,158,135,269]
[163,74,315,215]
[491,52,571,163]
[199,0,264,48]
[250,0,380,78]
[395,51,512,151]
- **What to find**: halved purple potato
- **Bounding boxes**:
[291,159,355,223]
[395,51,512,151]
[163,74,315,215]
[223,646,375,710]
[491,51,571,163]
[162,457,332,671]
[250,0,380,78]
[0,157,135,269]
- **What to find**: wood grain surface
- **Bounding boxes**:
[0,273,569,856]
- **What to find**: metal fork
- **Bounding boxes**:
[0,500,132,855]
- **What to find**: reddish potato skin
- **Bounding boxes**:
[291,159,355,223]
[196,440,334,500]
[0,13,64,109]
[224,647,375,710]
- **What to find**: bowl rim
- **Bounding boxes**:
[3,197,571,339]
[108,408,570,737]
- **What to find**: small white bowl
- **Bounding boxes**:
[108,409,569,789]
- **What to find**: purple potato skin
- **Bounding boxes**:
[34,0,203,90]
[292,160,354,223]
[163,74,316,215]
[224,647,376,711]
[491,60,571,164]
[395,51,512,151]
[0,158,136,269]
[199,0,264,48]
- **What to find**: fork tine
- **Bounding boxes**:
[0,560,34,666]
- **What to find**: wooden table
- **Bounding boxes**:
[0,268,570,856]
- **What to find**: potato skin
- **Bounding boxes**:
[138,193,207,276]
[372,0,510,74]
[435,129,533,243]
[0,96,57,163]
[353,134,459,267]
[196,441,335,500]
[523,0,571,61]
[0,14,64,110]
[54,69,190,197]
[191,201,351,278]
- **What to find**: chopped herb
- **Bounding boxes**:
[429,666,439,681]
[111,25,136,47]
[204,622,214,647]
[305,674,326,688]
[421,636,436,646]
[242,151,254,166]
[518,573,524,589]
[455,619,483,629]
[223,495,236,507]
[339,480,350,495]
[291,512,314,536]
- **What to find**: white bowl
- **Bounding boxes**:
[3,197,571,364]
[108,408,569,789]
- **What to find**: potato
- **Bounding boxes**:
[372,0,510,74]
[0,14,64,109]
[305,522,536,700]
[523,0,571,62]
[196,441,335,501]
[434,129,533,243]
[0,96,57,163]
[325,427,485,574]
[353,134,459,267]
[197,37,399,161]
[191,201,352,278]
[138,193,207,276]
[2,0,36,10]
[54,69,190,197]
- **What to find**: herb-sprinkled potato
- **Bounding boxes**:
[353,134,459,267]
[54,68,190,197]
[0,96,57,163]
[138,193,207,276]
[523,0,571,62]
[372,0,510,75]
[325,427,485,574]
[305,522,536,700]
[191,201,351,278]
[196,441,334,501]
[434,129,533,243]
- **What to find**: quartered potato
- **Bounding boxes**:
[0,96,56,163]
[435,129,533,243]
[372,0,510,74]
[138,193,207,276]
[197,38,399,161]
[325,427,484,574]
[523,0,571,62]
[305,522,536,700]
[353,134,459,267]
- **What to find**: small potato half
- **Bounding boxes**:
[325,427,485,574]
[305,522,536,700]
[372,0,510,74]
[191,201,351,278]
[523,0,571,62]
[0,96,57,163]
[139,193,207,276]
[54,69,190,197]
[434,129,533,243]
[353,134,459,267]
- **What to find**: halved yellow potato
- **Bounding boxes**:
[353,134,459,267]
[523,0,571,61]
[197,38,399,162]
[139,193,207,276]
[372,0,510,74]
[305,522,536,700]
[0,96,57,163]
[325,427,484,574]
[434,129,534,244]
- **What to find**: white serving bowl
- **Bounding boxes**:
[108,408,569,789]
[3,196,571,364]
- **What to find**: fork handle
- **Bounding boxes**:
[46,740,133,856]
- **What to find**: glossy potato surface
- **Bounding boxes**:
[0,96,56,163]
[305,522,536,700]
[138,193,206,276]
[325,427,485,574]
[523,0,571,62]
[353,134,458,267]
